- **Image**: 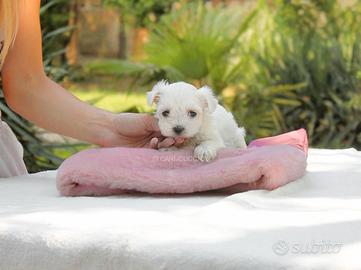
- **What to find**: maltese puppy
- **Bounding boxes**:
[147,81,247,162]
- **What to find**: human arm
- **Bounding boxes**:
[1,0,179,148]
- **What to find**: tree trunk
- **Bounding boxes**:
[129,27,149,61]
[66,0,79,65]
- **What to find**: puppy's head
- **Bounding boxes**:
[147,80,218,138]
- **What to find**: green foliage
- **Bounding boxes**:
[103,0,176,27]
[237,0,361,147]
[71,87,149,113]
[0,0,72,172]
[41,0,72,81]
[145,2,258,90]
[119,0,361,148]
[84,58,182,87]
[228,83,306,140]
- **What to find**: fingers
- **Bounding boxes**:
[146,137,174,149]
[157,137,176,148]
[148,136,186,149]
[149,137,159,149]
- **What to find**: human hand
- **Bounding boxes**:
[101,113,185,149]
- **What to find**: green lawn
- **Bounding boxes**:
[69,85,151,113]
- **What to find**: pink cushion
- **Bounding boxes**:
[56,129,308,196]
[248,128,308,155]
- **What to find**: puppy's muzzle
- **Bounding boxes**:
[173,125,185,135]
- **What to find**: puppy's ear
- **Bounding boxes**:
[147,80,169,105]
[196,86,218,113]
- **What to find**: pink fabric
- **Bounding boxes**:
[56,129,308,196]
[248,128,308,156]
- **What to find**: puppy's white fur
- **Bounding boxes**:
[148,80,246,162]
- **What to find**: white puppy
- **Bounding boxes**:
[147,81,247,162]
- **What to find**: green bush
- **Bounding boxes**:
[124,0,361,148]
[145,1,258,90]
[236,0,361,147]
[0,0,72,172]
[103,0,176,27]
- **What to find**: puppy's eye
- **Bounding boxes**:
[162,110,170,117]
[188,111,197,118]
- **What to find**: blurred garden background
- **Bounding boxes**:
[1,0,361,172]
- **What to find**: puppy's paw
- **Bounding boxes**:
[194,145,217,162]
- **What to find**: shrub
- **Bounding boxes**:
[145,1,258,90]
[130,0,361,148]
[103,0,177,27]
[235,0,361,147]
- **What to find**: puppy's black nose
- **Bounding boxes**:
[173,125,185,135]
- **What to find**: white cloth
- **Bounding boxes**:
[0,148,360,270]
[0,118,27,177]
